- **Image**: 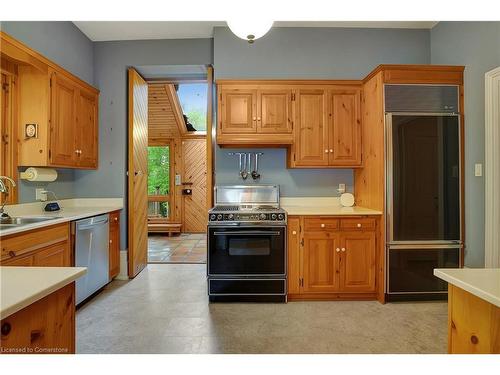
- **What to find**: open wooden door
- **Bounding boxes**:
[128,68,148,278]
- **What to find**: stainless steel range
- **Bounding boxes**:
[207,185,287,302]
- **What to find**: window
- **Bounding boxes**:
[148,145,171,219]
[177,83,207,132]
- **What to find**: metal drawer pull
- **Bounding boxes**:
[213,231,281,236]
[341,248,346,252]
[324,149,328,153]
[357,223,362,228]
[329,149,333,153]
[336,248,340,252]
[320,224,325,228]
[292,231,297,235]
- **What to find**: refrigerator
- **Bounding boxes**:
[384,84,462,301]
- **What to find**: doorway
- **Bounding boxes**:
[144,67,212,264]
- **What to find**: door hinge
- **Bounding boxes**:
[48,149,51,159]
[299,278,304,287]
[291,93,296,101]
[293,153,296,162]
[219,93,222,101]
[300,238,304,247]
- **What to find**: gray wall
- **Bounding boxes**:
[0,21,94,203]
[430,22,500,267]
[213,27,431,195]
[73,39,213,249]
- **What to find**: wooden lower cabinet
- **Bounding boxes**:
[0,223,70,267]
[288,215,379,301]
[0,283,75,354]
[109,211,120,279]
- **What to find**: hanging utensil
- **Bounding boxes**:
[241,153,248,180]
[252,152,263,180]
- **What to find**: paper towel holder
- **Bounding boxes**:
[20,167,58,182]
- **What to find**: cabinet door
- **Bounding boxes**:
[76,87,98,168]
[302,231,340,293]
[33,242,70,267]
[287,217,301,294]
[339,231,376,292]
[220,89,257,133]
[258,89,292,134]
[109,212,120,279]
[329,90,362,166]
[294,89,329,166]
[50,72,78,167]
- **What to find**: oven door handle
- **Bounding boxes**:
[213,231,281,236]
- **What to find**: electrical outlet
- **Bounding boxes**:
[35,188,47,201]
[337,183,346,194]
[175,174,181,186]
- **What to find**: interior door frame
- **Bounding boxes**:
[485,66,500,267]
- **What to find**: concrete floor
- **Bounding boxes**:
[148,233,207,263]
[76,264,448,354]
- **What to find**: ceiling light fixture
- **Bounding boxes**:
[226,20,273,44]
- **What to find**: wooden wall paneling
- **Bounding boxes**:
[127,68,149,278]
[182,138,207,233]
[165,83,187,137]
[354,72,386,303]
[148,83,181,141]
[173,138,183,223]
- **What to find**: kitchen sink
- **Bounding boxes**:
[0,216,60,228]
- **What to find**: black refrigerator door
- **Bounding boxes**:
[389,114,460,242]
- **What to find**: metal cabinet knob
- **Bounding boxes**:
[336,248,340,253]
[320,223,325,228]
[109,240,112,244]
[257,117,261,121]
[292,230,297,235]
[253,117,257,121]
[324,149,328,153]
[357,223,362,228]
[341,248,346,252]
[329,149,333,153]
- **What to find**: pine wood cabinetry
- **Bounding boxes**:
[0,223,70,267]
[109,211,120,280]
[216,81,362,167]
[0,283,75,354]
[1,32,99,169]
[288,215,379,301]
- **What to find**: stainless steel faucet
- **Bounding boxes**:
[0,176,16,218]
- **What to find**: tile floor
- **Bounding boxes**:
[148,233,207,264]
[76,264,448,354]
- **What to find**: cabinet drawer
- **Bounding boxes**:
[33,242,70,267]
[340,218,376,231]
[2,254,34,266]
[1,223,69,261]
[304,218,339,231]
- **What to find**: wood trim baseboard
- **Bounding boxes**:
[485,66,500,268]
[288,292,377,301]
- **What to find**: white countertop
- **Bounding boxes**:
[0,198,123,236]
[281,197,382,216]
[0,266,87,319]
[434,268,500,307]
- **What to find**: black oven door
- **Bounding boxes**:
[208,226,286,276]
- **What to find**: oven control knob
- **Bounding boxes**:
[228,214,234,220]
[210,214,216,221]
[217,214,223,221]
[271,213,277,220]
[259,213,266,220]
[278,213,284,220]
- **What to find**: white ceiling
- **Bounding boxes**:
[73,21,438,41]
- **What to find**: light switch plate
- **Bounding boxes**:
[474,163,483,177]
[337,183,346,194]
[175,174,181,186]
[35,188,47,201]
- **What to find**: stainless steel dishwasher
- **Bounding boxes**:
[73,214,110,305]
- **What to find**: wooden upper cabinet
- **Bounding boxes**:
[258,89,292,134]
[302,231,340,293]
[76,87,98,168]
[329,90,362,166]
[50,72,78,167]
[339,231,376,292]
[220,89,257,134]
[294,88,329,166]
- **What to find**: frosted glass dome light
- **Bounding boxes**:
[227,20,273,43]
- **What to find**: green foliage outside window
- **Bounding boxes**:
[148,146,170,195]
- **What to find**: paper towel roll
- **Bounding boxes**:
[20,167,58,182]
